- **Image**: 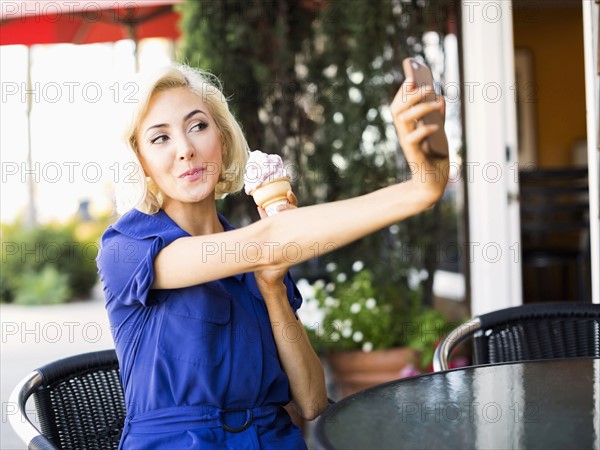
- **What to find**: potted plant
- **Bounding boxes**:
[297,261,450,398]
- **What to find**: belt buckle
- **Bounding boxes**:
[220,408,254,433]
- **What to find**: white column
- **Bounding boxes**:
[461,1,522,315]
[582,0,600,304]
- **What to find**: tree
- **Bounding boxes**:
[178,0,453,305]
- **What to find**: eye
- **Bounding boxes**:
[150,134,169,144]
[189,121,208,133]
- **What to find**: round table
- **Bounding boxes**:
[316,358,600,449]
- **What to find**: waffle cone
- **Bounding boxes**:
[250,178,291,208]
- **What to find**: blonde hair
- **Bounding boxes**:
[118,63,248,215]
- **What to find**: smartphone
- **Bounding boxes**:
[402,58,448,158]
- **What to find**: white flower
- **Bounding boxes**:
[295,278,315,300]
[325,282,335,292]
[324,296,337,307]
[407,268,421,290]
[407,268,430,290]
[352,331,364,342]
[314,279,325,289]
[350,303,361,314]
[352,260,364,272]
[325,262,338,273]
[340,319,353,337]
[330,332,340,342]
[362,342,373,352]
[365,298,377,309]
[336,272,347,283]
[296,298,325,326]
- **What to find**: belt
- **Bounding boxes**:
[122,404,288,435]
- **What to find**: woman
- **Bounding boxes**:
[97,63,448,449]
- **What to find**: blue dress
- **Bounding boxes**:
[97,209,307,449]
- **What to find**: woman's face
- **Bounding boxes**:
[136,86,223,210]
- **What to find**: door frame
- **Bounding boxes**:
[461,0,522,315]
[582,0,599,304]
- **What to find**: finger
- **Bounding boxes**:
[391,85,437,115]
[439,95,446,120]
[401,78,417,96]
[257,206,268,219]
[287,190,298,206]
[277,202,297,213]
[399,97,444,124]
[401,124,441,149]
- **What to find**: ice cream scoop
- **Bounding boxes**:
[244,150,291,216]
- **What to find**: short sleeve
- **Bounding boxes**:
[96,209,188,307]
[97,230,166,306]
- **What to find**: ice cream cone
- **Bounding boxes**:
[250,177,291,216]
[244,150,293,216]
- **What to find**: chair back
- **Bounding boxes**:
[474,302,600,365]
[433,302,600,371]
[10,349,125,450]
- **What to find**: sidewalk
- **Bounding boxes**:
[1,284,114,450]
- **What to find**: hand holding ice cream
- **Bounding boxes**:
[244,150,292,216]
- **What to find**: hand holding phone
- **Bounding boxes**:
[402,58,448,158]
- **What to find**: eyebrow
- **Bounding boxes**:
[144,109,207,136]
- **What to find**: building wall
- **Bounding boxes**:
[513,6,586,168]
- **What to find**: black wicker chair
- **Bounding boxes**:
[9,349,125,450]
[433,302,600,371]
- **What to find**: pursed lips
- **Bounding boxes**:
[179,167,203,178]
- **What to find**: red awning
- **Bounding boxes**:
[0,1,183,46]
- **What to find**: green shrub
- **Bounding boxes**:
[13,265,72,305]
[1,221,99,303]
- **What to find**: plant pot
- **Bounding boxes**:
[326,347,418,398]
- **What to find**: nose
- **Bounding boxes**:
[177,137,195,161]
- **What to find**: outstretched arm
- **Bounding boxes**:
[153,82,449,289]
